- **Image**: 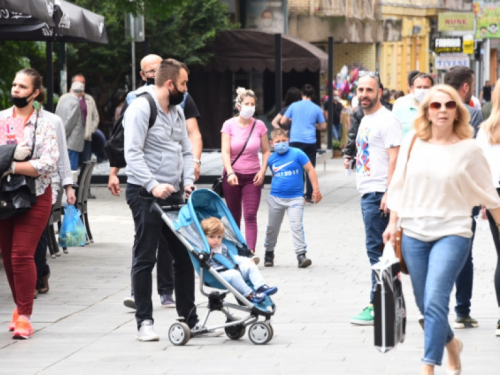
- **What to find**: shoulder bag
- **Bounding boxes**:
[0,114,38,219]
[212,119,256,198]
[394,134,417,275]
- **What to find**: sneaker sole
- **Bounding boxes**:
[161,303,176,308]
[298,259,312,268]
[349,319,374,326]
[135,335,159,342]
[124,300,136,310]
[12,331,33,340]
[496,329,500,337]
[453,322,479,329]
[264,262,274,267]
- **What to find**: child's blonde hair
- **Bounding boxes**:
[201,217,225,236]
[271,128,288,140]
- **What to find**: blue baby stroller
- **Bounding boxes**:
[150,188,276,346]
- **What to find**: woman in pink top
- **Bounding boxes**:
[221,87,270,252]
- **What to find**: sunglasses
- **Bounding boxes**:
[429,101,457,110]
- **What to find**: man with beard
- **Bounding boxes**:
[443,66,483,330]
[124,59,198,341]
[349,72,402,326]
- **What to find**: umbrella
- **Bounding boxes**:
[0,0,108,110]
[0,0,55,26]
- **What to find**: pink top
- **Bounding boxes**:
[221,117,267,174]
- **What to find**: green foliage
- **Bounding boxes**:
[332,140,342,150]
[147,0,233,65]
[0,41,46,109]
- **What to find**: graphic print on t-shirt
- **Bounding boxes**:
[272,161,294,173]
[356,125,371,176]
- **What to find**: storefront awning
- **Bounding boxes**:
[204,29,328,73]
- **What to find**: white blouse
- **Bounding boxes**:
[387,131,500,241]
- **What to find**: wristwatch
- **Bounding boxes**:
[194,159,201,166]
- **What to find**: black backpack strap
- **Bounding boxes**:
[136,92,158,129]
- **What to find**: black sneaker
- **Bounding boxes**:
[496,320,500,337]
[264,252,274,267]
[297,254,311,268]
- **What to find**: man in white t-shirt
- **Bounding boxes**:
[350,72,403,326]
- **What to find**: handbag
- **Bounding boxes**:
[0,114,38,219]
[213,119,256,198]
[394,134,417,275]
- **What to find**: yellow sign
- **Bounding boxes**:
[463,39,474,54]
[438,12,474,32]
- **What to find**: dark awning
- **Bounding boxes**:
[0,0,107,43]
[204,30,327,73]
[0,0,55,26]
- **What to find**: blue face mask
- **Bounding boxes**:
[274,141,289,154]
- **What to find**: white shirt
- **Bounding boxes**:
[355,106,402,195]
[476,128,500,188]
[388,131,500,241]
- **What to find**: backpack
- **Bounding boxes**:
[105,92,157,168]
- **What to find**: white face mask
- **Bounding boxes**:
[239,105,255,120]
[261,18,272,28]
[413,88,429,103]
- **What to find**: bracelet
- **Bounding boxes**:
[227,172,235,177]
[194,159,201,166]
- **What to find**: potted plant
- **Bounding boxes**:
[332,140,343,158]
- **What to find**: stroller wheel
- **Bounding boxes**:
[168,322,191,346]
[248,322,273,345]
[225,323,246,340]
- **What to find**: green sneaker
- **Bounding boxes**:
[350,305,374,325]
[453,315,479,329]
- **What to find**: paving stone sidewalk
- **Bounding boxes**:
[1,158,499,375]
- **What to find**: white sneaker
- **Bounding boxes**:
[123,296,136,310]
[191,322,224,337]
[136,320,159,341]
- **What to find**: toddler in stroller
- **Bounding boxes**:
[201,217,278,304]
[152,188,277,346]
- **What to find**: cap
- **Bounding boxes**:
[71,81,84,94]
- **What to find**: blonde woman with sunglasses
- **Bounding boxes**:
[383,84,500,375]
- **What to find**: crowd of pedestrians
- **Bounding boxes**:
[2,58,500,375]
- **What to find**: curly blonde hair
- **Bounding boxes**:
[201,217,225,236]
[234,87,257,110]
[413,84,472,141]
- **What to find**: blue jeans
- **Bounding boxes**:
[454,206,479,318]
[332,123,342,140]
[219,257,265,296]
[360,192,388,303]
[403,234,471,366]
[68,150,80,170]
[79,140,92,166]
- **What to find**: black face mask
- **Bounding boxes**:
[169,82,185,106]
[146,78,155,86]
[11,92,34,109]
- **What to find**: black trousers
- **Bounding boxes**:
[130,230,175,296]
[34,227,50,290]
[126,183,197,329]
[290,141,317,199]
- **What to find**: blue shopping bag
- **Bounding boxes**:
[59,204,87,247]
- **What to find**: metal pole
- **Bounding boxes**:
[131,14,136,90]
[46,41,54,112]
[59,42,67,94]
[275,33,282,116]
[327,37,334,150]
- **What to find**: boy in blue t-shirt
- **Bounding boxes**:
[263,128,322,268]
